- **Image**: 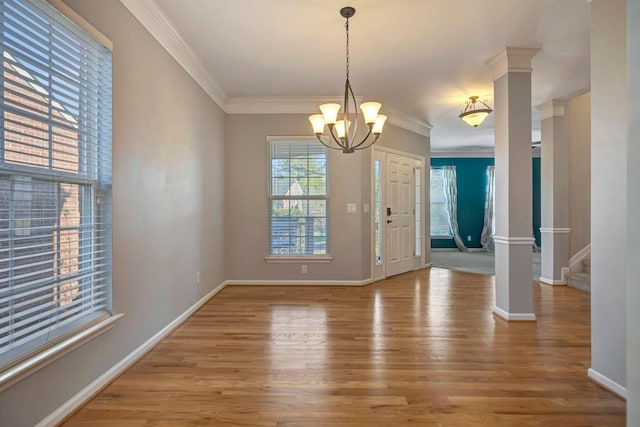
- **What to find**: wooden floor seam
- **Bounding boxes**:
[61,268,626,427]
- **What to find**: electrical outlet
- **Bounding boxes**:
[467,235,471,242]
[196,271,200,284]
[301,264,308,274]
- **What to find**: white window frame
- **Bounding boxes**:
[430,167,453,239]
[266,137,331,262]
[0,0,117,390]
[414,167,422,256]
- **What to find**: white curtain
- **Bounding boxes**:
[441,166,469,251]
[480,166,495,252]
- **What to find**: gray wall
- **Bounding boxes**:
[590,0,627,390]
[0,1,227,426]
[627,0,639,423]
[567,93,591,257]
[224,114,428,281]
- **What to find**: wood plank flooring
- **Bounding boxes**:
[62,268,626,426]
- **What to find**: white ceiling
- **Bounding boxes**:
[137,0,591,151]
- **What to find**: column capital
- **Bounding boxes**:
[485,47,541,81]
[536,99,568,120]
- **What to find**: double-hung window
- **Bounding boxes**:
[0,0,112,377]
[430,167,452,237]
[268,139,329,257]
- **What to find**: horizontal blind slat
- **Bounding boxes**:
[0,281,110,316]
[0,0,112,365]
[0,297,109,349]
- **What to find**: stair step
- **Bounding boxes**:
[581,257,591,274]
[567,271,590,293]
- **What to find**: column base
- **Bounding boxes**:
[494,236,536,320]
[540,227,570,284]
[493,306,537,322]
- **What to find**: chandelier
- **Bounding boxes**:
[308,7,386,153]
[459,96,493,127]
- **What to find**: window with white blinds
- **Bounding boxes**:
[269,140,329,257]
[430,167,452,237]
[0,0,112,370]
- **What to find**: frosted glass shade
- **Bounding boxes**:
[360,102,382,124]
[335,120,351,138]
[319,103,341,125]
[460,111,490,127]
[309,114,325,134]
[372,115,387,134]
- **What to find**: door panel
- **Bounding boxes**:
[385,153,415,276]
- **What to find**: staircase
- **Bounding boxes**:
[567,257,590,293]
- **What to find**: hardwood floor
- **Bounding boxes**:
[62,268,626,426]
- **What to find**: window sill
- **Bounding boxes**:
[431,235,454,240]
[0,313,124,392]
[265,256,333,263]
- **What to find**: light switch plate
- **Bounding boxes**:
[363,203,370,213]
[347,203,358,213]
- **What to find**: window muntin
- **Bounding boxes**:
[269,140,328,257]
[0,0,112,370]
[430,167,452,237]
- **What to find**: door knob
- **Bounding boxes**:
[386,219,392,224]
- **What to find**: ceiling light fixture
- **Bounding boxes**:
[309,6,386,153]
[459,96,493,127]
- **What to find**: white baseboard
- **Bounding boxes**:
[587,368,627,400]
[36,282,227,427]
[570,244,591,271]
[539,276,567,286]
[225,279,373,286]
[424,263,432,268]
[493,306,537,321]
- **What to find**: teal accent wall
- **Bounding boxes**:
[532,157,541,246]
[430,157,541,249]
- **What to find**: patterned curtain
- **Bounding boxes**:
[480,166,495,252]
[441,166,469,251]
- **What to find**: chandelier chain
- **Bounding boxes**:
[345,18,349,80]
[308,7,385,153]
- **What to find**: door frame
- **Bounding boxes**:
[371,146,426,280]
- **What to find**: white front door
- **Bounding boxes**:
[385,153,415,276]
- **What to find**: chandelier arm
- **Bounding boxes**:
[314,134,346,151]
[351,126,374,150]
[353,132,381,151]
[343,78,360,151]
[327,124,347,150]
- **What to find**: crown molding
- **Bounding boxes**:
[536,99,568,120]
[119,0,228,108]
[224,96,364,114]
[383,106,432,137]
[485,46,541,81]
[118,0,431,138]
[430,149,494,158]
[430,146,541,158]
[226,97,432,137]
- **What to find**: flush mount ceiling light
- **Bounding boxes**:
[459,96,493,127]
[308,6,386,153]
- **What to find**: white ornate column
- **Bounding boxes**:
[486,47,539,321]
[537,100,570,285]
